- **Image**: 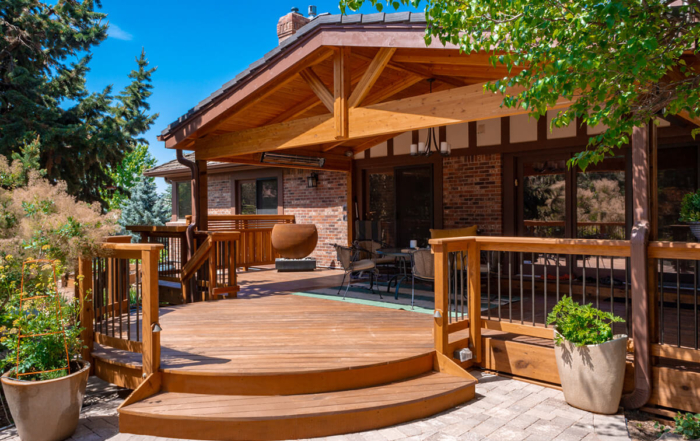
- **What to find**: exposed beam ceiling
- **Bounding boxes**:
[348,48,396,108]
[299,68,334,113]
[192,81,574,160]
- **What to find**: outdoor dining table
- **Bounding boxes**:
[376,248,418,299]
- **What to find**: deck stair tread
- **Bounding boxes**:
[118,371,475,440]
[121,372,473,419]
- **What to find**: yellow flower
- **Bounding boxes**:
[41,245,50,251]
[5,255,12,261]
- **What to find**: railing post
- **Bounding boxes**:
[141,247,161,376]
[78,257,94,373]
[433,242,449,356]
[467,240,482,364]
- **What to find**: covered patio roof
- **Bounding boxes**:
[157,12,573,171]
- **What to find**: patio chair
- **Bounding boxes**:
[411,249,435,309]
[333,244,380,300]
[354,240,397,267]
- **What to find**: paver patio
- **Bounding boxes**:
[0,372,630,441]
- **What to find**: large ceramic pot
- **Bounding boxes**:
[1,360,90,441]
[271,224,318,259]
[554,332,628,415]
[688,222,700,241]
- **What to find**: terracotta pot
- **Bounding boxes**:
[2,361,90,441]
[554,332,628,415]
[271,224,318,259]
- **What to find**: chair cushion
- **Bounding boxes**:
[430,225,478,239]
[351,259,376,272]
[376,256,396,265]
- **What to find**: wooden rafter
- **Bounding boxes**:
[192,81,573,160]
[350,52,467,88]
[334,47,351,139]
[266,61,372,125]
[348,48,396,108]
[362,74,424,106]
[299,68,334,113]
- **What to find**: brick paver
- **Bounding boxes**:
[0,371,631,441]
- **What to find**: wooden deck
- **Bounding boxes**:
[93,269,476,440]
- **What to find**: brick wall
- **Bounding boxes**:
[443,154,502,236]
[283,169,347,268]
[208,174,232,215]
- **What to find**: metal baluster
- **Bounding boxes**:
[556,254,560,304]
[136,259,140,342]
[532,252,535,327]
[625,257,630,335]
[596,256,600,310]
[448,253,453,324]
[610,257,615,333]
[568,254,573,296]
[544,257,547,327]
[695,260,698,350]
[582,257,587,305]
[119,259,124,339]
[508,252,512,323]
[520,252,524,324]
[487,251,491,321]
[677,259,681,348]
[497,252,501,321]
[460,251,465,320]
[660,259,665,345]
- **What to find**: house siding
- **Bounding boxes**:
[208,174,232,215]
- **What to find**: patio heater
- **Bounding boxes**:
[410,79,452,157]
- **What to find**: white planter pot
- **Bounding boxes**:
[1,361,90,441]
[554,332,628,415]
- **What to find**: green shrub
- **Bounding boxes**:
[679,190,700,222]
[546,296,624,346]
[673,412,700,440]
[0,259,83,380]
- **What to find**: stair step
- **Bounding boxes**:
[119,371,476,441]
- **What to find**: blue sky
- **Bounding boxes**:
[89,0,418,191]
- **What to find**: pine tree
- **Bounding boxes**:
[118,176,170,239]
[0,1,158,204]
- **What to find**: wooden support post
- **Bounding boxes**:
[78,257,94,374]
[467,240,482,364]
[433,244,449,356]
[334,47,350,140]
[180,233,190,303]
[141,248,161,376]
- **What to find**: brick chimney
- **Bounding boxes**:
[277,7,310,43]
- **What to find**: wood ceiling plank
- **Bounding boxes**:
[362,74,425,106]
[192,81,574,159]
[352,133,398,154]
[348,48,396,108]
[351,51,467,88]
[299,68,335,113]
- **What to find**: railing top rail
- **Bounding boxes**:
[648,241,700,259]
[206,231,242,242]
[430,236,631,257]
[207,215,296,221]
[101,242,165,252]
[126,225,188,233]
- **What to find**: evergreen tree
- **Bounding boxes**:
[118,176,170,239]
[0,1,158,204]
[101,144,158,211]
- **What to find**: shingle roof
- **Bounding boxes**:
[144,154,239,177]
[159,11,426,139]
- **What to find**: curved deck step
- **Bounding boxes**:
[119,371,476,441]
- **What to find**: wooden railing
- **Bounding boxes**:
[182,231,241,301]
[126,225,188,282]
[77,241,164,376]
[430,235,700,414]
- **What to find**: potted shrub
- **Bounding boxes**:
[547,296,626,414]
[679,190,700,240]
[0,258,88,441]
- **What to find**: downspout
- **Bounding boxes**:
[622,221,651,408]
[176,150,199,302]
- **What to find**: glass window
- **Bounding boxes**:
[256,179,278,215]
[368,171,395,246]
[176,181,192,219]
[523,159,567,238]
[658,146,697,241]
[240,181,256,214]
[577,161,626,240]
